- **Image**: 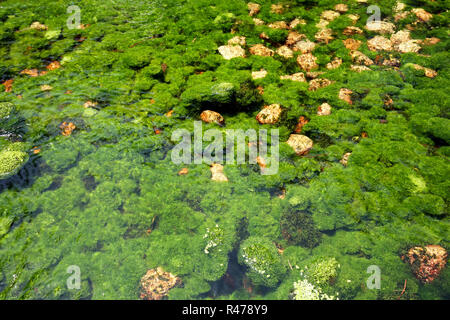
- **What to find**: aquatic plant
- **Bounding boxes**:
[238,237,286,288]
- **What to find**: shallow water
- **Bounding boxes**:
[0,0,449,300]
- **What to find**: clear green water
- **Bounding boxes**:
[0,0,449,300]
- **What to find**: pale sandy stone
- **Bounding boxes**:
[326,57,342,70]
[268,21,289,30]
[343,26,363,35]
[340,152,351,166]
[248,3,261,16]
[286,134,313,155]
[321,10,340,21]
[252,69,268,80]
[339,88,353,104]
[343,38,362,50]
[200,110,225,125]
[368,36,393,51]
[412,8,433,22]
[228,36,246,46]
[280,72,306,82]
[315,28,333,43]
[309,78,333,91]
[351,65,371,72]
[249,44,274,56]
[290,18,306,29]
[253,18,265,25]
[210,163,228,182]
[334,4,348,13]
[351,51,374,66]
[286,31,306,46]
[277,46,294,58]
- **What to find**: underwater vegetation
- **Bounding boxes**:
[0,0,448,300]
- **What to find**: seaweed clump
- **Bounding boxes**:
[238,236,286,288]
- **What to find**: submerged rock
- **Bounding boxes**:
[218,45,246,60]
[326,57,342,70]
[280,72,306,82]
[365,21,395,34]
[402,245,447,283]
[286,31,306,46]
[248,3,260,16]
[276,46,294,58]
[268,21,289,30]
[292,40,316,53]
[309,78,333,91]
[140,267,182,300]
[290,18,306,29]
[412,8,433,22]
[410,64,438,78]
[249,44,274,57]
[228,36,246,46]
[252,69,267,80]
[339,88,353,104]
[351,50,374,66]
[0,144,29,180]
[200,110,225,125]
[340,152,351,166]
[210,163,228,182]
[297,53,318,71]
[368,36,393,51]
[343,38,362,50]
[317,103,332,116]
[256,104,283,124]
[343,26,363,35]
[286,134,313,155]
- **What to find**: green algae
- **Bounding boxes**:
[0,0,448,300]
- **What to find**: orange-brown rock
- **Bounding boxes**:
[248,3,261,16]
[268,21,289,30]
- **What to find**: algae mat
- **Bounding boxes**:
[0,0,449,300]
